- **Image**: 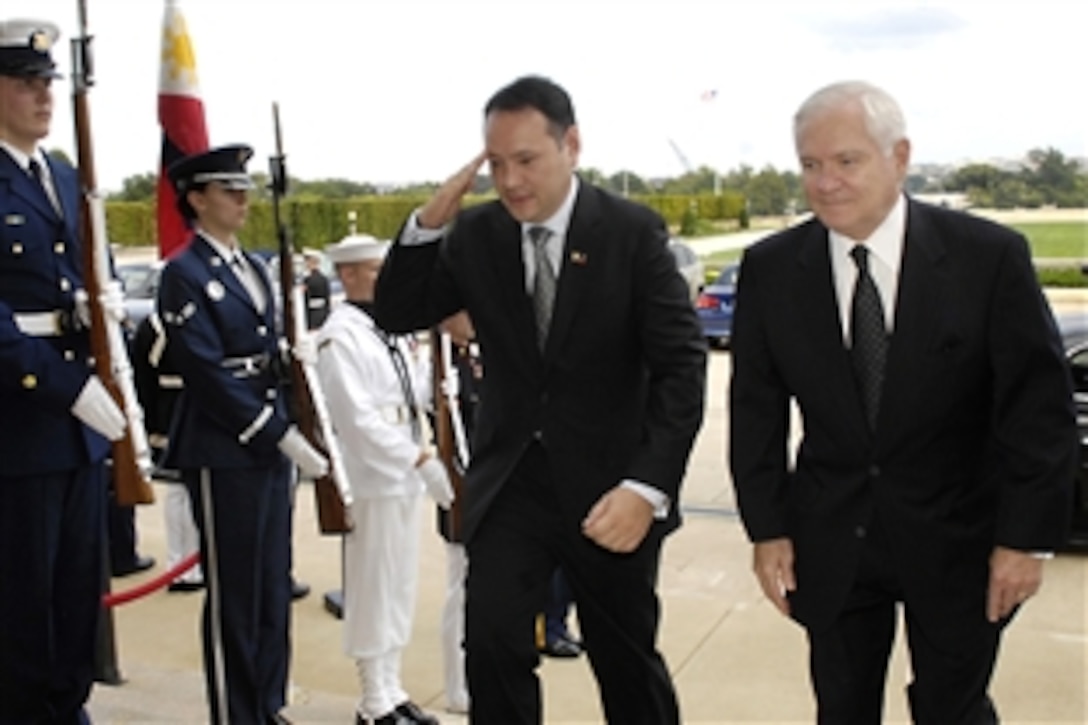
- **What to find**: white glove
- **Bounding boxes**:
[74,280,126,327]
[71,376,126,441]
[292,333,317,366]
[418,456,454,510]
[439,366,460,399]
[278,426,329,479]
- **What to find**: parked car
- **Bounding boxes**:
[117,260,163,329]
[695,263,739,348]
[667,238,704,303]
[1058,310,1088,551]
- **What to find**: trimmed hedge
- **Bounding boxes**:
[104,191,748,250]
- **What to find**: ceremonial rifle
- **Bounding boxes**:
[430,328,470,539]
[270,103,353,534]
[72,0,154,505]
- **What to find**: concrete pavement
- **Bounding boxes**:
[86,349,1087,724]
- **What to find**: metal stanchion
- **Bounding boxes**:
[95,479,123,685]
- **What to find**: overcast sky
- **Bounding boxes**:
[24,0,1088,191]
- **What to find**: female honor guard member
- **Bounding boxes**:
[0,18,128,723]
[315,234,452,725]
[157,145,328,725]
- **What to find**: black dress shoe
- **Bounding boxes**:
[394,701,439,724]
[167,579,205,593]
[539,634,583,658]
[112,555,155,578]
[290,578,310,601]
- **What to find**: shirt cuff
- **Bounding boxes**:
[402,209,446,246]
[621,480,670,520]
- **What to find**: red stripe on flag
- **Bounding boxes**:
[157,94,208,259]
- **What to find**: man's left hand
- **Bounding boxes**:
[582,486,654,553]
[987,546,1044,622]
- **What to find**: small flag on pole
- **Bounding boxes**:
[157,0,208,259]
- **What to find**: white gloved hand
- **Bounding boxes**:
[71,376,126,441]
[439,366,460,399]
[418,456,454,510]
[278,426,329,479]
[293,333,318,366]
[74,280,127,327]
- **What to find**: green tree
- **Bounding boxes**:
[1021,147,1086,207]
[111,172,157,201]
[745,166,790,216]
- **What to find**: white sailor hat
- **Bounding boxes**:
[0,18,61,79]
[326,234,389,265]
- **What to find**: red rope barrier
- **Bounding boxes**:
[102,552,201,608]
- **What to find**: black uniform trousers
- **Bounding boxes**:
[805,514,1003,725]
[183,461,292,725]
[0,466,105,725]
[464,443,678,725]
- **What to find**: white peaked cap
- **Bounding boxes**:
[325,234,389,265]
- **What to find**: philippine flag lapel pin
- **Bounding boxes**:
[570,250,588,266]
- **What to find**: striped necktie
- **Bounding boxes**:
[849,245,887,430]
[529,226,555,350]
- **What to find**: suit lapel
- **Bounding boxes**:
[0,150,60,222]
[793,222,871,440]
[544,184,599,361]
[193,237,261,316]
[878,201,947,442]
[486,210,539,361]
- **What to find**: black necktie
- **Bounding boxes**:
[27,159,56,212]
[849,246,887,430]
[529,226,555,351]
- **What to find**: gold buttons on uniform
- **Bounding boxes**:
[64,349,75,361]
[12,242,23,254]
[54,241,65,253]
[21,374,37,389]
[59,278,71,291]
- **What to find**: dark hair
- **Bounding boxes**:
[175,182,208,221]
[484,75,576,142]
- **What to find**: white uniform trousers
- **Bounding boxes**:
[442,542,469,713]
[164,484,203,584]
[345,494,422,719]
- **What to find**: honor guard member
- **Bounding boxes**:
[302,248,331,329]
[315,234,452,725]
[157,144,328,725]
[130,309,204,592]
[0,18,129,724]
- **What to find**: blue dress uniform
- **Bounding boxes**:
[156,146,300,725]
[0,20,112,725]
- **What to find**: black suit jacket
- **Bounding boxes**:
[375,181,707,543]
[729,198,1077,639]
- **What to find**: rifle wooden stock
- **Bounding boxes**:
[271,103,351,534]
[431,329,465,540]
[72,0,154,506]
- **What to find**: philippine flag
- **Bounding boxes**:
[157,0,208,259]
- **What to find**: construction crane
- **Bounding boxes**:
[667,138,720,195]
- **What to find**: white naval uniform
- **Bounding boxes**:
[315,301,432,720]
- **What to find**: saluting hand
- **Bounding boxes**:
[417,151,487,230]
[582,486,654,553]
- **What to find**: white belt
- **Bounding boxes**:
[13,311,64,337]
[380,405,415,426]
[158,374,184,389]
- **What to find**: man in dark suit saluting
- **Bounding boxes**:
[374,75,707,724]
[729,80,1077,724]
